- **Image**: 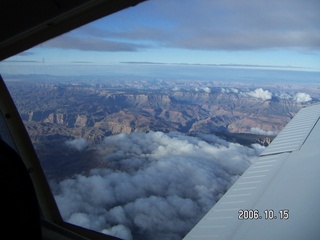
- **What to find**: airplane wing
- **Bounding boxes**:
[184,103,320,240]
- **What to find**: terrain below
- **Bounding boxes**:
[8,83,304,144]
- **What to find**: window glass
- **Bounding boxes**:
[1,0,320,239]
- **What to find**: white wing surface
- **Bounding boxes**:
[184,103,320,240]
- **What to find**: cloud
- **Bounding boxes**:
[293,92,312,103]
[250,127,277,136]
[102,225,133,240]
[53,132,262,240]
[221,88,239,94]
[246,88,272,100]
[155,0,320,51]
[43,0,320,52]
[276,92,312,103]
[44,35,147,52]
[65,138,88,151]
[17,51,34,56]
[194,87,211,93]
[202,87,211,93]
[277,93,292,100]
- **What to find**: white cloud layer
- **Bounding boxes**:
[48,0,320,52]
[54,132,262,239]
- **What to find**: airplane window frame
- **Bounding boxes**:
[1,0,319,239]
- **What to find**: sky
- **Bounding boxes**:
[1,0,320,75]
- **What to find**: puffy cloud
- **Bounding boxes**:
[221,88,239,94]
[294,92,312,103]
[276,92,312,103]
[246,88,272,100]
[230,88,239,93]
[194,87,211,93]
[102,225,133,240]
[202,87,211,93]
[65,138,88,151]
[172,86,180,91]
[277,93,292,100]
[250,127,277,136]
[54,132,262,240]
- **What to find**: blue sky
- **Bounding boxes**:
[1,0,320,75]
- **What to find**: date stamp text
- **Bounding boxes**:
[238,209,289,220]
